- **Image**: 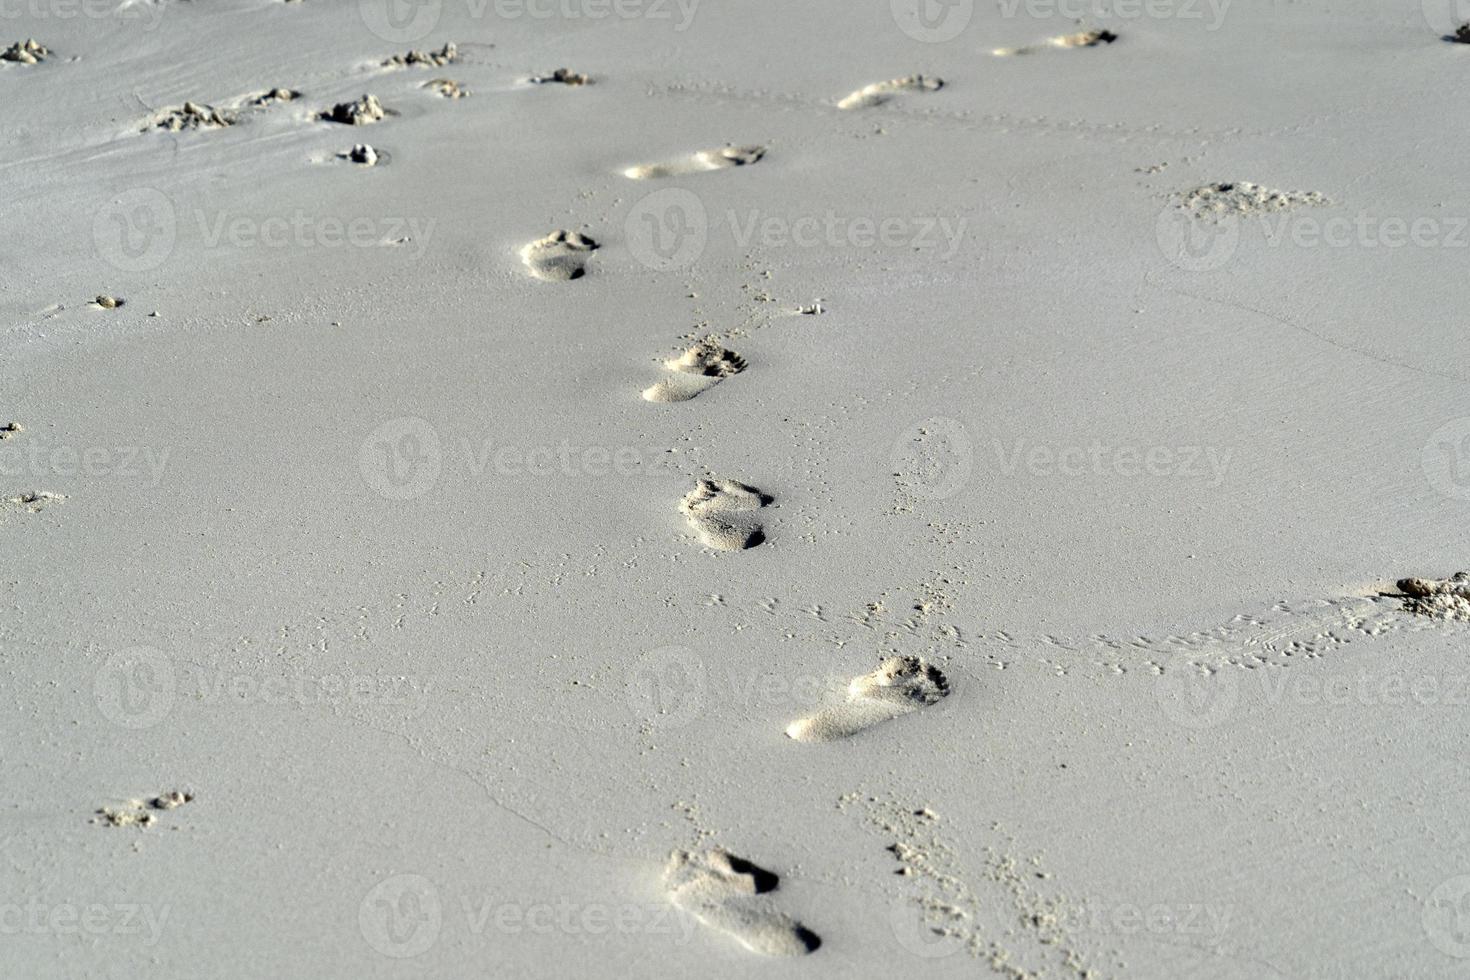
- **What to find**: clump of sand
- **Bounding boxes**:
[383,42,456,68]
[151,102,233,131]
[1397,573,1470,621]
[2,39,48,64]
[531,68,590,85]
[323,94,385,126]
[340,144,379,166]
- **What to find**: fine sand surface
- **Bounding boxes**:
[4,1,1470,977]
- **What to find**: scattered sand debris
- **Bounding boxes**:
[384,42,456,68]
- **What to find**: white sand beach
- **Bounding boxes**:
[3,0,1470,976]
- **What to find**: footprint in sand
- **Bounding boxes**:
[836,75,942,110]
[622,145,766,180]
[991,28,1117,56]
[423,78,467,99]
[680,479,771,551]
[664,849,820,956]
[786,656,949,742]
[520,230,598,281]
[642,339,746,403]
[1396,572,1470,621]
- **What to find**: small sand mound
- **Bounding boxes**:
[530,68,590,85]
[1397,573,1470,621]
[2,39,48,64]
[249,87,298,106]
[340,144,379,166]
[323,94,385,126]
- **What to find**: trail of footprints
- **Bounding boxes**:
[50,13,1470,967]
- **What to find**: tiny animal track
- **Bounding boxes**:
[786,656,949,742]
[836,75,942,110]
[664,849,820,956]
[680,479,772,551]
[642,339,746,403]
[623,145,765,179]
[519,230,598,281]
[991,29,1117,56]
